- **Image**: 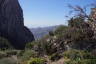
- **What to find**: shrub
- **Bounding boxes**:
[64,50,96,64]
[49,53,62,61]
[0,37,13,50]
[28,58,46,64]
[25,41,38,50]
[68,17,85,28]
[65,59,96,64]
[54,25,68,36]
[17,50,25,57]
[6,50,18,56]
[64,50,82,60]
[63,49,96,60]
[19,50,37,61]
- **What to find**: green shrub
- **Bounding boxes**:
[54,25,68,36]
[17,50,25,57]
[63,49,96,60]
[64,50,82,60]
[65,59,96,64]
[5,50,18,56]
[64,50,96,64]
[19,50,37,61]
[49,53,62,61]
[26,41,38,50]
[68,17,85,28]
[28,58,46,64]
[0,37,13,50]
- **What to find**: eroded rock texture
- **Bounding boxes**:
[0,0,34,49]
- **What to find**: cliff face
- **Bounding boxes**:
[0,0,34,49]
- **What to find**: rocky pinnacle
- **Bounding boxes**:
[0,0,34,49]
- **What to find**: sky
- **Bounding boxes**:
[19,0,95,28]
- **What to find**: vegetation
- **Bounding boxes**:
[0,3,96,64]
[28,58,46,64]
[0,37,13,50]
[65,59,96,64]
[64,49,96,64]
[49,53,62,61]
[19,50,38,61]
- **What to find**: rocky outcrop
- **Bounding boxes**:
[0,0,34,49]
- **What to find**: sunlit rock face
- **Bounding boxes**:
[0,0,34,49]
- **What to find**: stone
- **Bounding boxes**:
[0,0,34,49]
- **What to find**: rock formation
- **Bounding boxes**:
[0,0,34,49]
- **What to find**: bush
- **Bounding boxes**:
[64,50,96,64]
[62,27,94,50]
[0,37,13,50]
[54,25,68,36]
[49,53,62,61]
[26,41,38,50]
[6,50,18,56]
[65,59,96,64]
[63,49,96,60]
[28,58,46,64]
[19,50,37,61]
[68,17,85,28]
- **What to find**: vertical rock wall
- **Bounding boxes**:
[0,0,34,49]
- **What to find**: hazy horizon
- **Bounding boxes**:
[19,0,94,28]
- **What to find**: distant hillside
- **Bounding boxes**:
[30,26,59,40]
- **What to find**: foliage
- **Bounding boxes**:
[0,37,13,50]
[25,16,95,55]
[64,50,96,64]
[49,53,62,61]
[54,25,68,36]
[28,58,46,64]
[65,59,96,64]
[5,50,18,56]
[64,49,96,60]
[26,41,38,50]
[26,35,58,55]
[19,50,37,61]
[63,28,94,50]
[62,17,94,50]
[68,17,85,28]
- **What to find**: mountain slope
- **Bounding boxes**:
[30,26,59,40]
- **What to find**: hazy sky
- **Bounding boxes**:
[19,0,95,28]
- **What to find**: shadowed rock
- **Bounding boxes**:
[0,0,34,49]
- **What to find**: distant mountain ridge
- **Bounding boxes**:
[30,26,59,40]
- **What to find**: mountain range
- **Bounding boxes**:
[30,26,59,40]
